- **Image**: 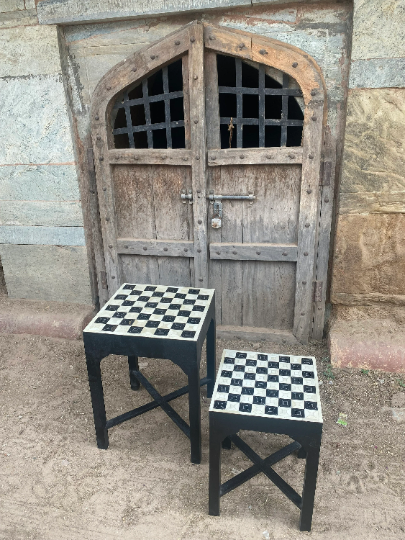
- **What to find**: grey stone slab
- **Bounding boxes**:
[350,58,405,89]
[0,75,75,165]
[0,25,61,78]
[0,201,83,227]
[0,8,37,27]
[352,0,405,60]
[0,165,81,201]
[0,244,92,304]
[37,0,251,25]
[0,225,85,246]
[0,0,24,13]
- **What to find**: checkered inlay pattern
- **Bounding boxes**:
[84,283,214,341]
[209,350,322,423]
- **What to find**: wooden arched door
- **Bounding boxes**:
[90,22,326,343]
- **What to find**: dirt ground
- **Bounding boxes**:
[0,333,404,540]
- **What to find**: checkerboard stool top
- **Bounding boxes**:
[209,349,322,423]
[84,283,215,341]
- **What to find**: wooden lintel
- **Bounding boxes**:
[210,243,298,262]
[207,147,303,166]
[109,149,192,166]
[117,239,194,257]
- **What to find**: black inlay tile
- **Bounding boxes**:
[161,315,175,322]
[122,300,135,306]
[239,403,252,413]
[138,296,150,302]
[242,387,254,395]
[228,393,240,402]
[231,378,243,386]
[268,375,279,382]
[96,317,109,324]
[279,398,291,408]
[224,357,235,364]
[292,377,304,385]
[145,320,159,328]
[236,352,247,358]
[246,360,257,367]
[221,370,233,378]
[128,326,142,334]
[130,290,143,296]
[292,408,305,418]
[256,367,267,374]
[181,330,196,338]
[123,284,135,290]
[244,373,255,380]
[167,287,178,293]
[265,406,278,415]
[258,354,268,361]
[145,302,158,308]
[304,385,316,393]
[115,295,127,300]
[112,312,126,319]
[214,400,227,410]
[175,293,186,299]
[268,361,279,369]
[178,310,191,317]
[152,292,164,297]
[279,383,291,391]
[161,298,172,304]
[291,364,301,370]
[171,322,185,330]
[253,396,265,405]
[292,392,304,400]
[106,305,119,311]
[129,306,142,313]
[188,289,200,295]
[154,308,166,315]
[279,356,290,363]
[120,319,135,325]
[304,401,318,410]
[302,358,313,365]
[255,381,267,389]
[137,313,150,320]
[217,385,230,393]
[155,328,169,336]
[168,303,181,310]
[184,299,196,305]
[102,324,117,332]
[234,365,245,372]
[266,389,279,398]
[197,294,209,300]
[192,305,205,312]
[279,369,291,377]
[303,371,315,379]
[145,286,157,291]
[187,317,201,324]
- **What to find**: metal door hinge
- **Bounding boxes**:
[320,161,332,186]
[313,281,323,303]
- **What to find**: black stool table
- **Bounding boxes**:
[209,349,323,531]
[83,283,216,464]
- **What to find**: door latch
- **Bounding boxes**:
[180,189,193,204]
[208,191,255,229]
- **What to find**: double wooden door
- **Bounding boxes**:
[91,22,326,342]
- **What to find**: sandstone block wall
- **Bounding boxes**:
[0,5,93,304]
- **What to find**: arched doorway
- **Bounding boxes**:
[90,21,327,343]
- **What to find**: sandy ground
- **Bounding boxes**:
[0,333,405,540]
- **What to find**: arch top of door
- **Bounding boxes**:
[90,20,326,130]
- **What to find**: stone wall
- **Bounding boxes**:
[0,5,93,304]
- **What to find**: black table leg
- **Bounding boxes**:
[188,360,201,464]
[85,351,109,449]
[128,356,140,391]
[209,418,222,516]
[299,440,321,532]
[222,436,232,450]
[206,317,216,398]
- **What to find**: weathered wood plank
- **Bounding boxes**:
[109,149,192,166]
[204,24,252,60]
[182,55,191,150]
[207,167,222,323]
[205,51,220,150]
[117,239,194,257]
[210,243,298,261]
[217,325,299,344]
[208,147,303,166]
[188,22,209,288]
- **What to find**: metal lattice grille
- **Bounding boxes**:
[112,59,185,149]
[217,55,304,149]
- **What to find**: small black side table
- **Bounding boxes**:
[83,283,216,464]
[209,349,323,531]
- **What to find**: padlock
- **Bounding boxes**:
[211,216,222,229]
